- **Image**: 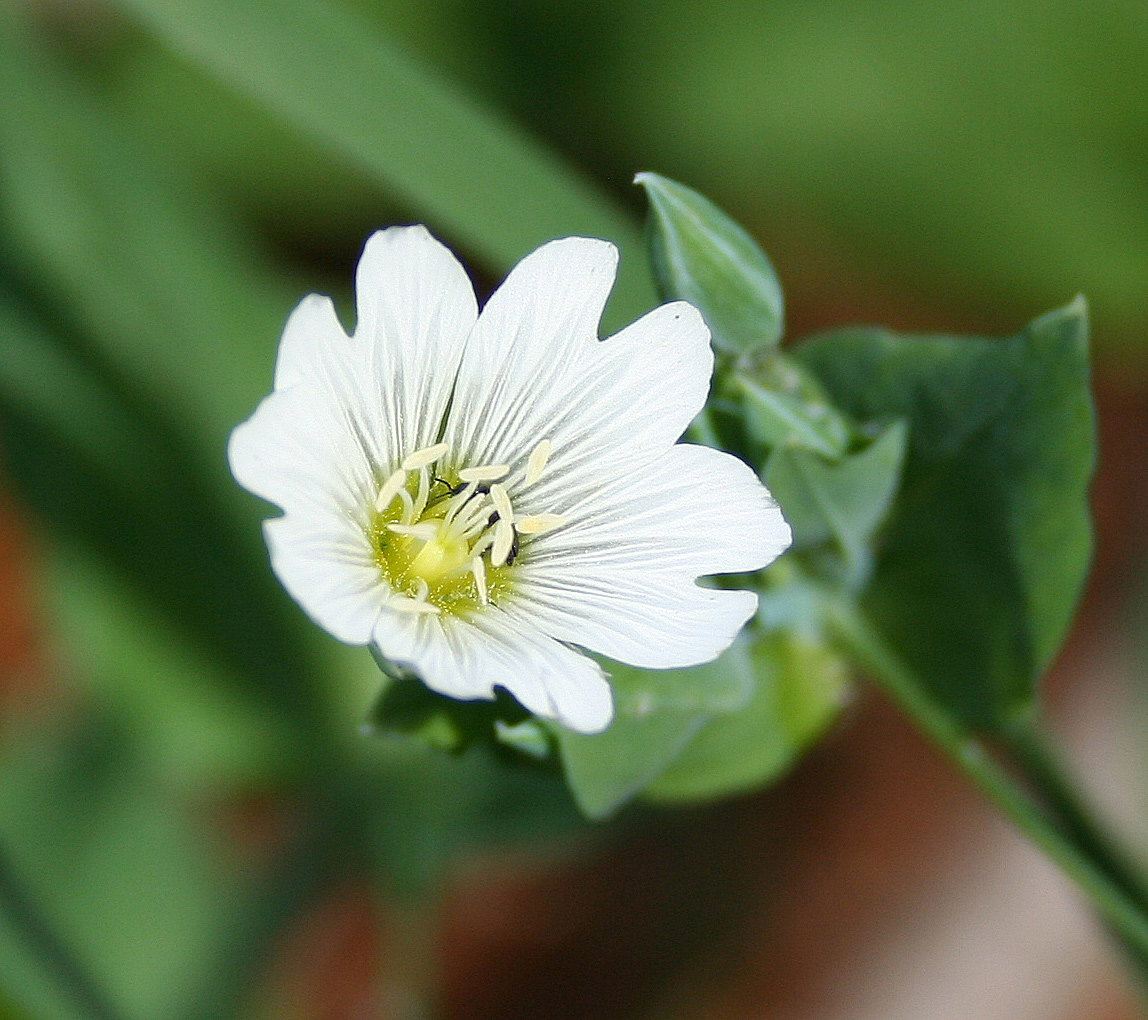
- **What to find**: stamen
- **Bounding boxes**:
[386,522,439,541]
[489,483,513,525]
[469,532,495,558]
[389,595,441,615]
[452,494,491,536]
[413,578,430,602]
[491,518,515,567]
[460,516,490,541]
[395,485,415,523]
[401,442,449,471]
[525,440,552,486]
[412,467,430,519]
[458,463,509,483]
[515,513,566,535]
[374,468,407,512]
[471,557,488,605]
[443,481,478,525]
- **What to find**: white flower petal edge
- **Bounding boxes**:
[229,225,792,735]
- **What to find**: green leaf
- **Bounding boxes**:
[114,0,655,329]
[645,630,848,804]
[46,545,291,788]
[0,710,250,1020]
[637,172,784,353]
[735,357,853,458]
[794,299,1095,729]
[765,421,907,579]
[0,18,338,727]
[366,674,532,756]
[556,640,756,819]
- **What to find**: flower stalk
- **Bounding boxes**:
[826,600,1148,971]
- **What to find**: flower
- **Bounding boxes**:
[228,226,791,733]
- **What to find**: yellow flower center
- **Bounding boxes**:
[369,440,564,617]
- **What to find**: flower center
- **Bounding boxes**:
[369,440,564,617]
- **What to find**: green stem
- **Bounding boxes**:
[1005,722,1148,914]
[0,841,125,1020]
[827,602,1148,963]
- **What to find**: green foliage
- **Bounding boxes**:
[367,673,536,757]
[646,597,848,804]
[794,299,1095,729]
[636,172,784,353]
[734,358,852,459]
[114,0,655,329]
[555,639,756,819]
[765,421,906,584]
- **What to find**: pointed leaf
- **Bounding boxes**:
[765,421,907,576]
[794,299,1094,728]
[637,172,784,353]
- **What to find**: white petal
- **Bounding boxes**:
[511,443,791,669]
[228,382,377,522]
[446,237,619,465]
[354,226,478,454]
[372,607,614,733]
[511,300,715,517]
[264,513,389,645]
[445,236,713,510]
[273,293,352,391]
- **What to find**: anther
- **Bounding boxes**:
[374,469,407,512]
[459,463,510,483]
[525,440,551,486]
[515,514,566,535]
[471,557,488,605]
[491,518,516,567]
[489,483,513,525]
[401,443,449,471]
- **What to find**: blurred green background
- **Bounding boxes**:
[0,0,1146,1018]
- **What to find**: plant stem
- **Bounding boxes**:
[827,602,1148,963]
[0,841,125,1020]
[1005,722,1148,914]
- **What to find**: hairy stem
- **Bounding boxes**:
[827,602,1148,967]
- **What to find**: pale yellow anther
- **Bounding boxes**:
[386,522,439,541]
[491,518,515,567]
[515,513,566,535]
[389,595,441,615]
[489,483,513,525]
[458,463,510,483]
[401,442,449,471]
[375,469,407,512]
[471,557,488,605]
[525,440,552,486]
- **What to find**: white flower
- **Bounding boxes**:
[228,226,791,734]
